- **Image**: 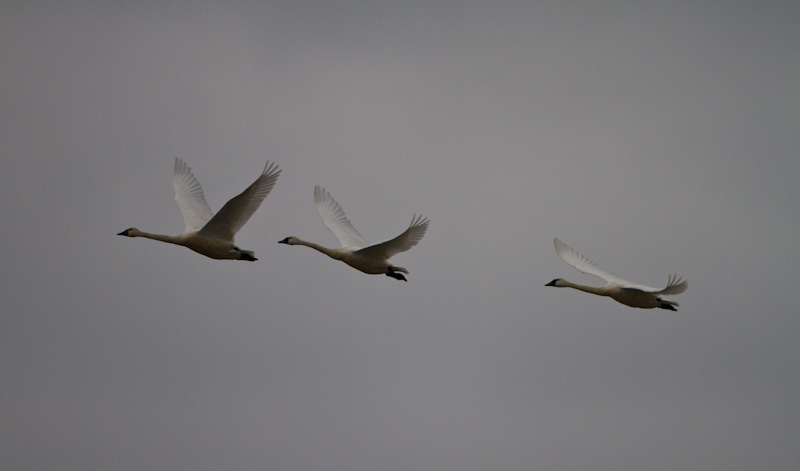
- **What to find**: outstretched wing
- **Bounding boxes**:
[554,238,688,294]
[199,161,281,241]
[357,214,429,260]
[653,274,688,295]
[314,186,368,248]
[173,158,215,233]
[554,238,628,285]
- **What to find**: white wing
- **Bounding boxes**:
[654,274,688,295]
[357,214,429,260]
[554,238,687,293]
[554,238,629,285]
[198,161,281,241]
[173,158,214,233]
[314,186,368,248]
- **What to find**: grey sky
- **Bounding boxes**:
[2,1,799,470]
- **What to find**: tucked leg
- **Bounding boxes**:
[386,272,407,281]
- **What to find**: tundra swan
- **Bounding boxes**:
[545,238,687,310]
[279,186,429,281]
[118,158,280,261]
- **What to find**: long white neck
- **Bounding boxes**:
[560,279,610,297]
[130,229,186,246]
[293,239,342,260]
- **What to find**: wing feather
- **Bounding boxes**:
[357,214,429,260]
[173,158,214,233]
[554,238,628,284]
[655,274,688,295]
[314,186,368,248]
[199,161,281,241]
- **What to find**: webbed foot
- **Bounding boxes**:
[386,272,407,281]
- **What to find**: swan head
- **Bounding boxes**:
[117,228,140,237]
[278,236,301,245]
[545,278,566,287]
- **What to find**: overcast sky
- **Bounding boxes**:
[2,1,799,470]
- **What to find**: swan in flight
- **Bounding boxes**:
[545,238,687,310]
[118,158,280,261]
[279,186,429,281]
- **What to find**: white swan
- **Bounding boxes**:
[279,186,429,281]
[545,238,687,310]
[118,158,280,261]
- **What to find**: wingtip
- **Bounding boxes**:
[553,237,569,255]
[261,160,281,177]
[666,274,689,293]
[173,157,192,177]
[314,185,327,202]
[410,213,430,228]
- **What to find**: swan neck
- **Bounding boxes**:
[295,239,339,258]
[135,230,184,246]
[562,280,608,296]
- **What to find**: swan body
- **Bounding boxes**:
[279,186,429,281]
[118,158,280,261]
[546,238,687,310]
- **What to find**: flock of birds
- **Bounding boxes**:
[118,158,688,310]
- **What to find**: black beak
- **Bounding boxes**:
[278,238,289,244]
[117,230,128,236]
[545,280,558,287]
